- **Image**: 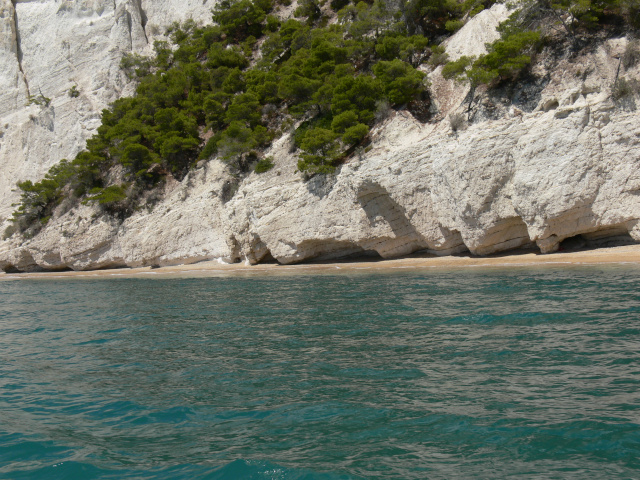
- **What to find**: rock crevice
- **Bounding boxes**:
[9,0,29,97]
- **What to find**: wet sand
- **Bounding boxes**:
[2,244,640,280]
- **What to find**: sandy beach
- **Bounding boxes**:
[2,244,640,280]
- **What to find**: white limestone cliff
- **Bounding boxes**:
[0,3,639,272]
[0,0,213,222]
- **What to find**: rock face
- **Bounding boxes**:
[0,3,639,272]
[0,0,213,222]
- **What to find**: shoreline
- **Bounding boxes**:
[2,244,640,280]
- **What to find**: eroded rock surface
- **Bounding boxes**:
[1,3,639,272]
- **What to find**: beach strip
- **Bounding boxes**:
[2,244,640,280]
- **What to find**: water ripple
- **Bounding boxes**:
[1,267,639,478]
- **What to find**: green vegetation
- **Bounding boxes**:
[254,156,275,173]
[10,0,639,236]
[440,0,637,113]
[504,0,640,35]
[27,91,51,107]
[442,30,542,87]
[83,184,129,210]
[612,76,640,100]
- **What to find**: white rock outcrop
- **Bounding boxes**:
[0,0,213,222]
[0,3,639,272]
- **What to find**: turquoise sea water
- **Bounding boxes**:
[1,266,640,479]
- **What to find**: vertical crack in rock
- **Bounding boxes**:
[126,10,133,50]
[9,0,29,97]
[116,0,148,50]
[132,0,148,44]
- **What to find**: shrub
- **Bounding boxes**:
[330,0,350,11]
[84,185,128,206]
[295,0,323,23]
[442,56,473,80]
[217,122,260,162]
[374,99,392,122]
[403,0,462,38]
[199,133,222,160]
[373,59,425,105]
[27,92,51,107]
[297,127,339,174]
[225,92,262,127]
[331,110,359,133]
[469,4,485,16]
[374,34,430,66]
[472,30,541,81]
[213,0,272,41]
[342,123,369,144]
[445,19,465,32]
[428,44,449,66]
[612,77,640,100]
[120,53,153,79]
[330,75,381,122]
[121,144,156,174]
[265,15,281,32]
[299,127,339,156]
[442,30,540,89]
[254,157,275,173]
